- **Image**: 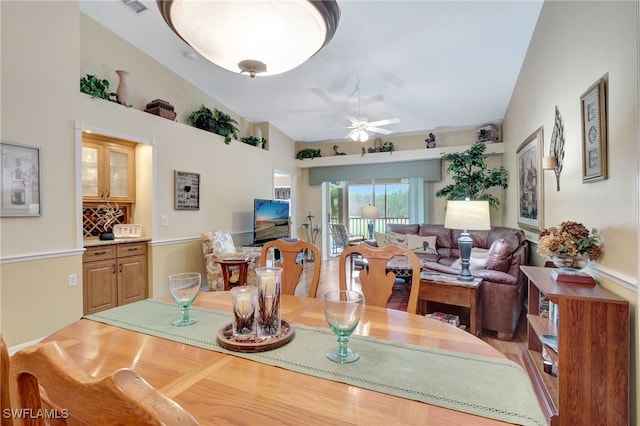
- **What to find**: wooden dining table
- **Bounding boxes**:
[43,291,517,425]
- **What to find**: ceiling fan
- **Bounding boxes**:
[344,85,400,142]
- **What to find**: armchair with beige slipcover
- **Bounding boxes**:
[201,230,262,291]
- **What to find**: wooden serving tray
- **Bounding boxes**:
[217,319,295,353]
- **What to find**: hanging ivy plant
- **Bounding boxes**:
[80,74,118,103]
[187,105,239,145]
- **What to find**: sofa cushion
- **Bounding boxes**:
[485,239,512,273]
[450,248,490,270]
[386,223,420,235]
[406,234,437,255]
[374,231,408,248]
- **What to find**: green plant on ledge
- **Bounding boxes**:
[435,142,508,209]
[296,148,322,160]
[241,136,267,148]
[80,74,118,103]
[187,105,239,145]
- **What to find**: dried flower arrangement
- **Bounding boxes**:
[537,221,602,261]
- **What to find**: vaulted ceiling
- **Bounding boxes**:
[80,0,543,143]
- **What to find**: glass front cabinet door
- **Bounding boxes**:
[82,135,135,203]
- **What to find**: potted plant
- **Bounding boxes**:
[435,142,508,209]
[296,148,322,160]
[241,136,267,148]
[80,74,118,103]
[187,105,239,145]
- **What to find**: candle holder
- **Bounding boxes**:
[230,286,257,338]
[255,267,282,337]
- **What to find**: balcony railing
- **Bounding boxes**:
[330,217,410,240]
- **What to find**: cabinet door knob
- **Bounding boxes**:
[119,264,123,273]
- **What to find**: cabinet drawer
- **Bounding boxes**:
[117,242,147,258]
[83,245,117,262]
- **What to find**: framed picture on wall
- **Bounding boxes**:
[581,75,608,183]
[174,171,200,210]
[1,142,41,217]
[516,127,544,232]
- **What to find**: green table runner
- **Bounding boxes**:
[86,299,545,426]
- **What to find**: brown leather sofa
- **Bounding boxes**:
[386,223,529,340]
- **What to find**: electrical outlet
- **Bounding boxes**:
[161,215,169,227]
[68,274,78,287]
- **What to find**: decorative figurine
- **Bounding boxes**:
[425,133,436,148]
[333,145,347,156]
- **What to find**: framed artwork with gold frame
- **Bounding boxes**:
[580,75,607,183]
[516,127,544,232]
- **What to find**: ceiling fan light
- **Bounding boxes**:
[158,0,340,77]
[358,130,369,142]
[350,132,359,142]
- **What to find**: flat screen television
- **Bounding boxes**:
[253,199,290,245]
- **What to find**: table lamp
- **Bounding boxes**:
[444,200,490,281]
[361,205,379,240]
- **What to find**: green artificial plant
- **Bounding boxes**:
[435,142,508,209]
[79,74,118,103]
[296,148,322,160]
[187,105,239,144]
[241,136,267,148]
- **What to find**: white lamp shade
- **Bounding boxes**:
[159,0,340,76]
[444,200,490,231]
[542,156,558,170]
[361,205,379,219]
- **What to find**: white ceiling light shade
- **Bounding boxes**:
[157,0,340,77]
[350,129,369,142]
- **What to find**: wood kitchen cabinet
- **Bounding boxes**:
[520,266,629,425]
[83,241,148,315]
[82,134,136,203]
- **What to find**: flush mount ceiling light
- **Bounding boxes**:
[157,0,340,77]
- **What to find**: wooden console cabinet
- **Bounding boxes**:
[83,241,148,315]
[520,266,629,425]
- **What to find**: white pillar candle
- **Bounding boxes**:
[261,273,277,294]
[236,294,252,316]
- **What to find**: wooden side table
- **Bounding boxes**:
[217,257,250,291]
[419,272,483,336]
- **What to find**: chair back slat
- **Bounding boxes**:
[339,244,421,314]
[260,239,321,297]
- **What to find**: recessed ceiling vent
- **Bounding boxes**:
[121,0,148,14]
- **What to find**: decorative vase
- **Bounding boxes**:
[115,70,130,106]
[255,126,262,140]
[552,253,588,270]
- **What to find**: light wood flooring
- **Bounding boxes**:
[298,256,528,367]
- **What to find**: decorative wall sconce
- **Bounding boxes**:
[546,106,565,191]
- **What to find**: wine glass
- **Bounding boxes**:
[168,272,201,326]
[324,290,364,364]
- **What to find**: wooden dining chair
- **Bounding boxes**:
[339,244,421,314]
[260,239,322,297]
[9,340,199,426]
[1,333,12,426]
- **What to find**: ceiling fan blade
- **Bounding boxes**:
[367,117,400,127]
[366,126,393,135]
[345,115,364,126]
[360,94,384,106]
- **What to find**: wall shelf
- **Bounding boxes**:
[293,143,504,168]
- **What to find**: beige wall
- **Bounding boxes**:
[0,2,297,346]
[502,1,638,422]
